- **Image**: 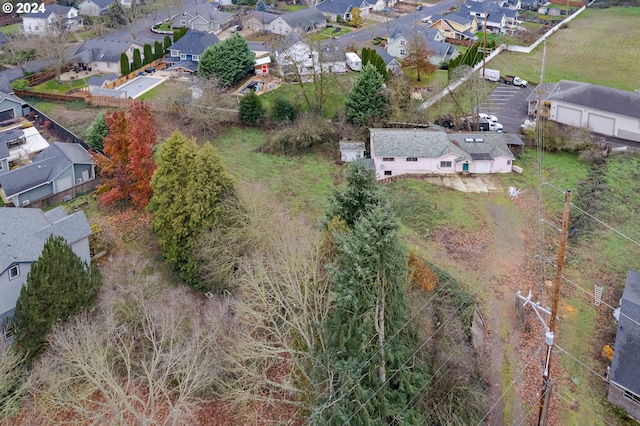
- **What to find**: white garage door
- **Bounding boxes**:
[557,106,582,126]
[475,161,491,174]
[588,113,615,136]
[56,176,73,192]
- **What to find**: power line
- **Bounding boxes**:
[341,294,475,426]
[555,392,616,426]
[476,344,543,426]
[311,279,456,424]
[553,344,607,385]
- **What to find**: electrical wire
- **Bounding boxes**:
[555,392,616,426]
[553,344,608,385]
[475,344,543,426]
[511,384,545,426]
[340,293,475,426]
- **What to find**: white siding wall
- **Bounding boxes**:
[550,100,640,141]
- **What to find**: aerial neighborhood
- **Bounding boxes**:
[1,0,640,423]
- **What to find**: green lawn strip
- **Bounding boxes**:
[280,4,307,11]
[156,23,172,31]
[31,76,94,94]
[136,82,168,100]
[0,23,20,34]
[487,7,640,89]
[212,127,340,218]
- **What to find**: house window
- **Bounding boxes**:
[171,50,179,57]
[182,11,187,16]
[180,53,187,60]
[400,48,406,56]
[624,390,640,404]
[507,160,512,165]
[3,320,15,342]
[384,170,392,176]
[193,55,200,61]
[406,157,417,162]
[400,40,405,46]
[181,20,186,26]
[382,157,394,161]
[0,161,3,171]
[440,161,452,168]
[9,264,20,280]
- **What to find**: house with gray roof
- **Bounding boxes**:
[0,207,91,345]
[427,13,478,41]
[22,4,82,36]
[78,0,116,17]
[387,25,459,66]
[0,142,95,208]
[266,7,326,36]
[526,80,640,143]
[0,91,27,125]
[339,141,365,162]
[608,270,640,421]
[164,29,220,76]
[316,0,372,22]
[370,128,517,179]
[371,46,401,73]
[72,38,144,74]
[87,73,119,90]
[461,0,517,33]
[243,11,279,33]
[171,1,234,33]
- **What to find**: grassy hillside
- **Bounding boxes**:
[488,7,640,90]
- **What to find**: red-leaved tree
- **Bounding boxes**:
[96,102,157,209]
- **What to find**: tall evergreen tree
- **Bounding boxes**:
[85,111,109,151]
[13,235,101,361]
[132,48,142,71]
[143,43,153,65]
[345,63,387,127]
[198,33,255,86]
[315,160,425,424]
[164,35,172,50]
[238,90,265,124]
[148,132,235,289]
[154,40,164,60]
[361,48,388,82]
[120,52,129,75]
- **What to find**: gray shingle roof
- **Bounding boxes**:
[550,80,640,119]
[246,11,279,24]
[85,0,115,8]
[168,29,219,56]
[610,270,640,395]
[0,142,93,198]
[371,46,397,67]
[0,207,91,275]
[340,141,365,151]
[183,2,232,23]
[73,38,138,63]
[23,4,75,18]
[316,0,354,14]
[281,7,326,29]
[448,133,515,160]
[370,128,468,158]
[87,73,118,87]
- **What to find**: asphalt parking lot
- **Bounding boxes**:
[476,84,533,134]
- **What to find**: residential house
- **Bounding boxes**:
[72,38,152,74]
[526,80,640,143]
[164,29,220,76]
[316,0,372,23]
[276,35,346,79]
[22,5,83,36]
[369,128,516,179]
[171,1,234,33]
[0,126,49,167]
[0,91,27,124]
[0,142,95,207]
[339,141,365,162]
[254,56,271,75]
[427,13,478,41]
[87,73,119,91]
[78,0,115,17]
[371,46,401,73]
[243,11,279,33]
[267,8,326,36]
[608,270,640,421]
[461,0,517,33]
[387,25,459,66]
[0,207,92,347]
[0,135,9,176]
[520,0,540,10]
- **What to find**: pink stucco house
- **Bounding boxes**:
[369,128,519,180]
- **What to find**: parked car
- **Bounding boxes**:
[489,121,504,131]
[479,113,498,123]
[230,25,241,33]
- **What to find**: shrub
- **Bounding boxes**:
[260,113,337,155]
[11,79,30,91]
[268,97,298,124]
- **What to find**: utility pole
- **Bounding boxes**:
[481,12,488,78]
[537,189,571,426]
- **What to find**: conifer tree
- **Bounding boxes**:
[85,111,109,151]
[362,47,388,82]
[143,43,153,65]
[120,52,129,75]
[239,90,265,124]
[148,132,235,289]
[164,35,172,50]
[198,33,255,86]
[13,235,101,361]
[132,48,142,71]
[154,40,164,60]
[345,63,387,127]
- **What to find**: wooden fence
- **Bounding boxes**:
[87,95,162,111]
[27,64,74,86]
[27,178,102,210]
[105,57,169,90]
[14,90,86,102]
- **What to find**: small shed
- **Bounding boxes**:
[254,56,271,75]
[548,7,561,16]
[339,141,365,162]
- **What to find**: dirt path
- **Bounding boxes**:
[483,197,527,425]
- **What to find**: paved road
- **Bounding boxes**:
[476,84,533,134]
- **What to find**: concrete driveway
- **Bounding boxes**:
[424,174,503,193]
[476,84,533,134]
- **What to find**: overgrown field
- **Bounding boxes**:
[488,7,640,90]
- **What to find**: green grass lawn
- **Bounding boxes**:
[0,23,19,35]
[403,68,448,88]
[487,7,640,90]
[137,81,171,100]
[280,4,307,12]
[31,76,94,94]
[321,26,351,37]
[155,23,172,31]
[260,74,356,118]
